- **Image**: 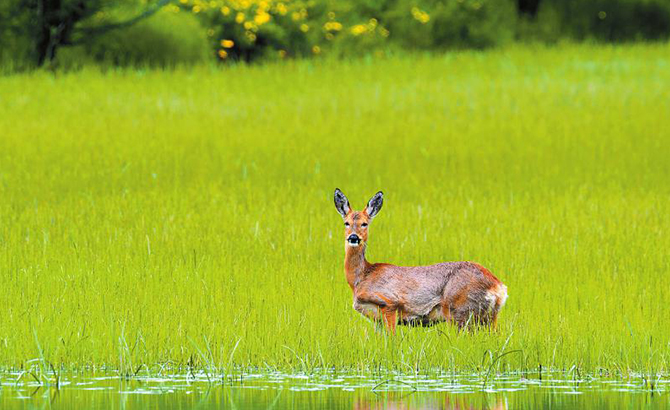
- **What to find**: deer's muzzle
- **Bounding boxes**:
[347,234,361,246]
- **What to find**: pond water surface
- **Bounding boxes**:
[1,371,667,409]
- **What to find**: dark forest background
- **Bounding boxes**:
[1,0,669,69]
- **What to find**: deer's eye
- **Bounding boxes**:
[361,223,368,227]
[344,222,350,227]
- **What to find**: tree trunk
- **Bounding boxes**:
[34,0,62,66]
[518,0,541,17]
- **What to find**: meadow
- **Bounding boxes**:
[0,43,669,379]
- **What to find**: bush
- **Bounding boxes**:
[79,9,211,67]
[183,0,389,61]
[384,0,516,50]
[179,0,516,62]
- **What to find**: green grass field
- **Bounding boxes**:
[1,43,669,377]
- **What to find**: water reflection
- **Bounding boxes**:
[353,393,506,410]
[1,372,667,409]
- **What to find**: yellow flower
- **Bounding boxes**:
[411,7,430,24]
[380,27,390,37]
[192,5,201,13]
[300,23,309,32]
[254,11,271,25]
[218,49,228,59]
[350,24,366,35]
[244,21,256,30]
[179,0,188,4]
[208,1,216,8]
[276,3,288,15]
[324,22,342,31]
[236,12,245,23]
[245,31,257,41]
[325,33,334,40]
[312,45,320,54]
[220,39,235,48]
[291,11,301,21]
[220,6,230,15]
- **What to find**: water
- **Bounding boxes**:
[1,372,667,409]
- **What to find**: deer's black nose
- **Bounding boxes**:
[347,234,360,245]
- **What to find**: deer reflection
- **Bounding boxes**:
[353,393,506,410]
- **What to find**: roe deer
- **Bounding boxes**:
[334,189,508,333]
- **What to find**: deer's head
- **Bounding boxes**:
[334,189,383,248]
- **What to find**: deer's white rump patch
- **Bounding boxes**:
[487,284,508,309]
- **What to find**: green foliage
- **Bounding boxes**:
[0,0,182,68]
[384,0,516,49]
[1,44,669,375]
[78,10,211,66]
[0,0,110,66]
[528,0,670,42]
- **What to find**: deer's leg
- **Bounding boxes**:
[381,308,397,334]
[440,304,453,323]
[442,305,471,332]
[489,308,500,331]
[382,307,398,334]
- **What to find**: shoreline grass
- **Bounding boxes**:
[1,43,669,376]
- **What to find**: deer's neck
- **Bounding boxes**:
[344,245,370,290]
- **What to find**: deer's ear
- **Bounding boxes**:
[366,191,383,219]
[334,188,350,218]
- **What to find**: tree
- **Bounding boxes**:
[1,0,172,67]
